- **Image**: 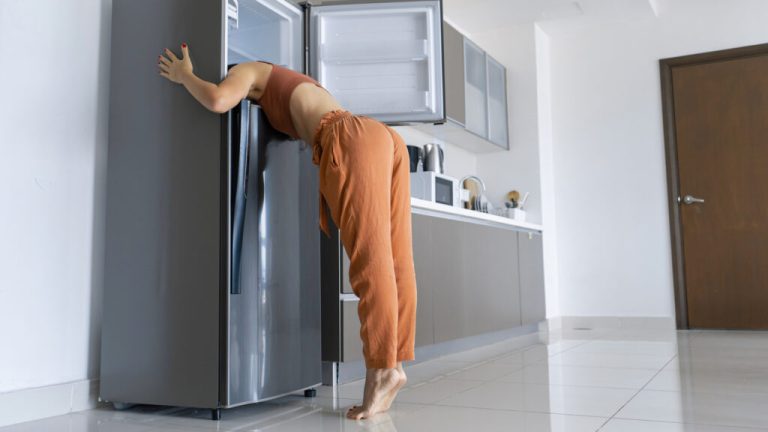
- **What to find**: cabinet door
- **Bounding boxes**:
[412,214,435,347]
[342,300,364,362]
[461,224,520,336]
[519,232,546,325]
[463,38,488,138]
[431,218,467,343]
[340,214,434,356]
[309,1,444,123]
[227,0,304,71]
[341,248,353,294]
[486,55,509,148]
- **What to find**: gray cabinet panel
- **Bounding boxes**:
[338,215,537,360]
[342,301,364,362]
[412,214,434,347]
[341,248,353,294]
[340,214,434,357]
[519,232,546,325]
[431,218,467,343]
[461,223,520,335]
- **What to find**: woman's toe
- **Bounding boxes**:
[346,405,363,419]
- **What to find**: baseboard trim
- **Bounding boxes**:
[547,316,676,335]
[0,379,101,427]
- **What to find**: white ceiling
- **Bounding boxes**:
[443,0,661,36]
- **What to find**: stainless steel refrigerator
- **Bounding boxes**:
[101,0,443,420]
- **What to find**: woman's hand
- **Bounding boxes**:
[158,43,193,84]
[156,44,257,113]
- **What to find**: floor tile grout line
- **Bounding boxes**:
[426,400,615,419]
[595,352,680,431]
[594,417,768,432]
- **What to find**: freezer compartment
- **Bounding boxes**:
[310,0,444,123]
[227,0,303,70]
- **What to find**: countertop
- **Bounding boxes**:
[410,197,543,233]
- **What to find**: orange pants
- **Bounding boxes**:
[312,110,417,369]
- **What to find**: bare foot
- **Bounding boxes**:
[346,367,402,420]
[378,362,407,412]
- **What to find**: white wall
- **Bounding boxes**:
[0,0,110,399]
[393,126,479,180]
[534,26,560,319]
[541,0,768,317]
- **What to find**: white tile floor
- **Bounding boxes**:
[4,329,768,431]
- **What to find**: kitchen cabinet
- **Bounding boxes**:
[433,218,520,342]
[337,214,541,362]
[414,21,509,152]
[340,214,435,361]
[412,214,435,347]
[486,56,509,147]
[431,218,467,343]
[342,301,363,362]
[341,248,353,294]
[461,223,520,335]
[463,38,488,138]
[518,232,546,325]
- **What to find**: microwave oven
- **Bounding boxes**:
[410,171,461,207]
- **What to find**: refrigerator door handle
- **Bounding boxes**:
[231,99,250,295]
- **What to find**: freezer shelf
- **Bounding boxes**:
[320,39,429,63]
[334,89,430,115]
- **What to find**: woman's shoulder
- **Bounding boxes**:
[229,60,272,74]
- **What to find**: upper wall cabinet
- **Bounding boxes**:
[486,56,509,147]
[414,21,509,152]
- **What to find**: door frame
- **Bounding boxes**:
[660,43,768,329]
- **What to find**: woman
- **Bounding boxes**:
[158,44,417,420]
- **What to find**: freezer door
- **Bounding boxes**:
[309,0,445,123]
[227,107,322,406]
[227,0,304,71]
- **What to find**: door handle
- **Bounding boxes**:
[679,195,705,205]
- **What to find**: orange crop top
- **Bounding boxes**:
[253,61,325,139]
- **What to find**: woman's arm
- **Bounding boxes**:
[158,44,256,113]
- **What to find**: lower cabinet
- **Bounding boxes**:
[431,217,466,343]
[432,218,521,343]
[461,222,521,335]
[341,300,363,362]
[339,213,543,362]
[518,231,546,325]
[340,214,435,362]
[412,214,435,347]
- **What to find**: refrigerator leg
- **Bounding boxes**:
[304,388,317,398]
[211,408,222,421]
[111,402,135,411]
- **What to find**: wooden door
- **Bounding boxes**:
[662,45,768,329]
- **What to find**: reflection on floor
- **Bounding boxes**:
[4,328,768,431]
